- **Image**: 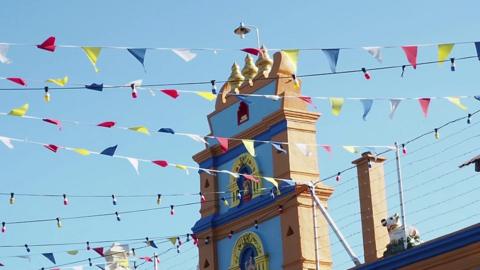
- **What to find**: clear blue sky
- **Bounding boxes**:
[0,1,479,269]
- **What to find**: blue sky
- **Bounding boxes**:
[0,0,479,269]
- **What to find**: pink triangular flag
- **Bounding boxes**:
[243,174,259,183]
[216,137,229,152]
[37,36,56,52]
[44,144,59,153]
[401,46,418,69]
[97,121,116,128]
[141,256,153,262]
[241,48,261,56]
[42,118,61,128]
[321,145,332,153]
[298,96,317,108]
[93,247,104,257]
[160,89,179,99]
[6,77,26,86]
[418,98,431,118]
[152,160,168,167]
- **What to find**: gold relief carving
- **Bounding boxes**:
[229,232,269,270]
[229,154,263,207]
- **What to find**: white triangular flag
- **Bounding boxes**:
[0,136,14,149]
[126,79,143,87]
[71,266,84,270]
[363,46,382,63]
[389,99,402,119]
[295,143,312,156]
[264,95,281,101]
[184,134,208,144]
[220,170,239,178]
[172,49,197,62]
[0,44,12,64]
[126,157,139,175]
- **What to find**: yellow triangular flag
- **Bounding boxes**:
[263,177,278,190]
[342,146,358,154]
[73,148,90,156]
[8,103,29,117]
[66,250,79,255]
[242,139,255,156]
[196,91,217,101]
[282,49,299,73]
[82,47,102,72]
[446,97,467,111]
[169,237,177,246]
[46,76,69,87]
[438,43,454,65]
[329,97,344,116]
[175,164,189,175]
[128,126,150,135]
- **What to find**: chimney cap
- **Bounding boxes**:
[352,151,387,165]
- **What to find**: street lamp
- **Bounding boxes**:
[234,22,261,48]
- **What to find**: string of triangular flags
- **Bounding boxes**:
[0,103,395,151]
[2,36,480,72]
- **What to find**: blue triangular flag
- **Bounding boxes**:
[271,143,287,154]
[127,48,147,70]
[237,95,252,104]
[475,42,480,61]
[149,240,158,248]
[42,253,56,264]
[100,145,117,156]
[96,264,106,270]
[158,128,175,134]
[85,83,103,91]
[322,49,340,73]
[475,95,480,101]
[360,99,373,121]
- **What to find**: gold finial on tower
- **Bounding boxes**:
[255,45,273,78]
[221,62,245,103]
[241,54,258,86]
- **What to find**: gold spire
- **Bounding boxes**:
[255,45,273,78]
[221,62,245,103]
[241,54,258,87]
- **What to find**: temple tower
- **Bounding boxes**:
[192,49,334,270]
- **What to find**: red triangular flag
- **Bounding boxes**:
[322,145,332,153]
[44,144,59,153]
[152,160,168,167]
[97,121,116,128]
[401,46,418,69]
[241,48,261,56]
[6,77,27,86]
[216,137,229,153]
[42,118,61,127]
[141,256,153,262]
[298,96,317,108]
[243,174,259,183]
[160,89,179,99]
[418,98,431,118]
[37,36,56,52]
[93,247,104,257]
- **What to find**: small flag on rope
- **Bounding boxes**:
[82,47,102,72]
[160,89,179,99]
[37,36,56,52]
[8,103,29,117]
[401,46,418,69]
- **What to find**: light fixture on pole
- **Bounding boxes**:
[234,22,261,48]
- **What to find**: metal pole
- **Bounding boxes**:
[246,25,261,49]
[394,142,408,250]
[312,189,320,270]
[153,252,157,270]
[308,183,361,266]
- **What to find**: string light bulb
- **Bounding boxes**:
[367,160,372,169]
[401,65,406,77]
[25,244,30,253]
[199,192,206,203]
[228,230,234,239]
[112,194,117,205]
[362,68,371,80]
[434,128,440,140]
[186,234,190,242]
[130,83,138,99]
[86,241,91,250]
[221,197,229,206]
[450,58,456,72]
[157,194,162,205]
[211,80,217,94]
[88,258,92,267]
[44,86,50,102]
[170,205,175,215]
[254,220,258,229]
[467,113,472,124]
[336,172,341,181]
[115,211,121,221]
[131,248,136,257]
[278,205,283,213]
[270,188,275,199]
[292,74,300,90]
[402,144,407,155]
[205,236,210,245]
[237,190,242,200]
[192,234,198,245]
[1,222,6,233]
[177,237,182,246]
[63,194,68,206]
[9,193,15,205]
[56,217,62,228]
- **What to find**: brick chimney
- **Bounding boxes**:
[352,152,389,263]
